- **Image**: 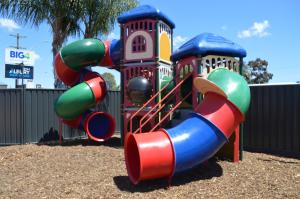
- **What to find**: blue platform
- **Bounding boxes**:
[171,33,246,61]
[117,5,175,29]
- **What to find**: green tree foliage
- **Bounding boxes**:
[0,0,78,57]
[0,0,79,88]
[0,0,138,88]
[78,0,138,38]
[243,58,273,84]
[101,72,118,91]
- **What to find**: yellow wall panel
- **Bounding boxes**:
[159,33,171,61]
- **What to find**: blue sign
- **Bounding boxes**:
[5,64,34,79]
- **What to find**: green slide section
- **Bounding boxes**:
[207,68,251,114]
[160,76,176,100]
[160,76,174,92]
[61,38,106,71]
[54,82,96,120]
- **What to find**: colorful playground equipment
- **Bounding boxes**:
[54,39,120,141]
[54,4,251,185]
[125,68,250,184]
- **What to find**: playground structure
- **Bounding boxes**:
[54,5,250,185]
[54,39,120,141]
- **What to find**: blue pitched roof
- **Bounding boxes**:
[117,5,175,29]
[171,33,246,61]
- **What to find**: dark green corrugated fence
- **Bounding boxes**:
[0,89,22,144]
[0,89,120,145]
[243,84,300,157]
[1,85,299,159]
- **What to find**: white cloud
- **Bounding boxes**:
[173,35,188,49]
[107,32,119,40]
[238,20,270,38]
[31,51,40,63]
[0,18,20,31]
[221,25,228,31]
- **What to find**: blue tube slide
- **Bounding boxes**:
[165,112,228,174]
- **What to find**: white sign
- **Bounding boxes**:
[5,48,35,66]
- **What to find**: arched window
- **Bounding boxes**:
[132,35,146,52]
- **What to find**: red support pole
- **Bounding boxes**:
[233,125,240,162]
[59,119,63,145]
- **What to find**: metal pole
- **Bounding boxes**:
[9,33,27,49]
[9,33,26,144]
[59,119,63,145]
[17,33,19,49]
[21,62,25,144]
[21,63,24,88]
[9,33,26,88]
[239,57,244,161]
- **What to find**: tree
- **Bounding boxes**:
[101,72,118,91]
[0,0,137,88]
[1,0,79,88]
[78,0,138,38]
[243,58,273,84]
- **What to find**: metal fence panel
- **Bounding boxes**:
[97,91,121,132]
[244,84,300,157]
[22,89,85,143]
[0,89,121,145]
[0,89,22,145]
[1,85,299,158]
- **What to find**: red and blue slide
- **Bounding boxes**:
[124,68,251,184]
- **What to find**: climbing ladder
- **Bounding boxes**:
[129,72,193,134]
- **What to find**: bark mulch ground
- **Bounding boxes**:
[0,137,299,199]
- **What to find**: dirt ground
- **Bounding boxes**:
[0,137,299,199]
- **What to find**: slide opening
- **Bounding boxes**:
[124,131,175,184]
[125,134,141,184]
[84,112,115,142]
[193,77,227,98]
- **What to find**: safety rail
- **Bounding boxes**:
[135,91,174,133]
[130,72,193,134]
[138,73,192,133]
[136,73,193,133]
[129,72,183,133]
[149,91,192,132]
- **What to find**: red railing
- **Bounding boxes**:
[149,91,192,132]
[136,73,192,133]
[129,72,180,133]
[129,72,193,134]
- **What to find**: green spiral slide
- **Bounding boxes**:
[54,38,119,142]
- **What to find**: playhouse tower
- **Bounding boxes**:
[171,33,247,161]
[117,5,175,137]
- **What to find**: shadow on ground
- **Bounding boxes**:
[37,136,122,149]
[245,149,300,160]
[113,158,223,192]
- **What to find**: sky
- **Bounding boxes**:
[0,0,299,88]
